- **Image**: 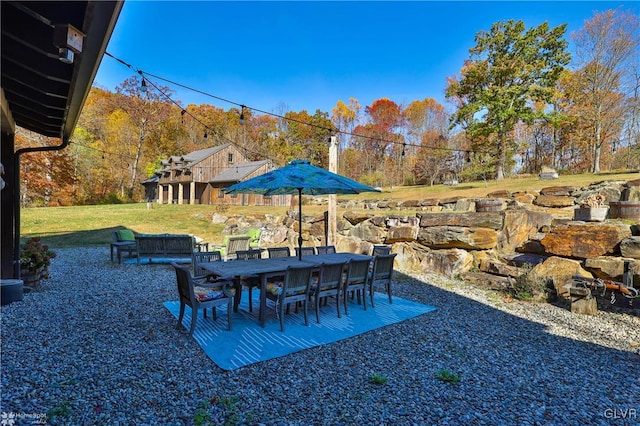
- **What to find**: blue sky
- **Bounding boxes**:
[94,1,635,115]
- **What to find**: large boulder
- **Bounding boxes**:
[512,192,536,205]
[343,211,373,225]
[541,222,632,259]
[386,225,419,243]
[400,199,421,208]
[390,242,428,271]
[418,226,498,250]
[335,235,370,255]
[350,220,387,244]
[540,186,576,196]
[533,194,575,208]
[584,256,640,281]
[478,257,527,278]
[486,190,511,199]
[620,236,640,259]
[417,212,503,229]
[497,209,554,254]
[421,248,473,278]
[260,226,289,244]
[530,256,592,299]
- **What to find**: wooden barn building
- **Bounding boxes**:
[150,143,290,206]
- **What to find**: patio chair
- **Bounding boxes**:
[171,263,234,335]
[236,249,263,260]
[192,250,223,278]
[369,244,392,273]
[235,249,262,312]
[343,258,371,314]
[267,247,291,258]
[316,245,336,254]
[369,253,397,307]
[372,245,392,256]
[312,262,346,323]
[246,228,263,249]
[295,246,316,257]
[264,265,316,332]
[110,230,137,263]
[219,235,251,261]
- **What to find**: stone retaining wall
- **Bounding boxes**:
[214,178,640,301]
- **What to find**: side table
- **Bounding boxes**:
[110,241,136,264]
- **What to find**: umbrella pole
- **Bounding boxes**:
[298,188,303,260]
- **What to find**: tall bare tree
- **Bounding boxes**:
[115,76,174,198]
[571,9,640,173]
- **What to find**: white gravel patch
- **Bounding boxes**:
[1,247,639,425]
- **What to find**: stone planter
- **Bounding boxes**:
[574,207,609,222]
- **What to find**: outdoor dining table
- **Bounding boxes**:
[200,252,372,327]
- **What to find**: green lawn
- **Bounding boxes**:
[20,170,640,248]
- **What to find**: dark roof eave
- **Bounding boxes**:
[63,1,123,140]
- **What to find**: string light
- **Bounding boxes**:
[239,105,245,125]
[104,51,483,156]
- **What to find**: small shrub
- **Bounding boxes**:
[47,401,71,419]
[193,403,212,425]
[369,373,388,385]
[510,265,549,301]
[20,237,56,277]
[435,369,461,384]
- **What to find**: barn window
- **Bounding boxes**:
[228,153,234,163]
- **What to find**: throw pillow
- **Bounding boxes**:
[117,229,136,241]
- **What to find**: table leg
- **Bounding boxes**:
[260,274,267,328]
[110,244,115,262]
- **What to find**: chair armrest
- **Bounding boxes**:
[200,278,236,297]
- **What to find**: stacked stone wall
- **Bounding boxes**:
[214,179,640,302]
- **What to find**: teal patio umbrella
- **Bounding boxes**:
[225,159,380,259]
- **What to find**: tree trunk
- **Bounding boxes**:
[593,144,602,173]
[496,132,507,180]
[129,120,147,198]
[593,119,602,173]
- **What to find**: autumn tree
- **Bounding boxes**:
[332,98,361,175]
[446,20,570,180]
[351,98,404,184]
[115,76,174,198]
[405,98,451,184]
[280,110,334,168]
[570,9,640,173]
[16,131,76,207]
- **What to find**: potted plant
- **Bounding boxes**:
[574,194,609,222]
[20,237,56,287]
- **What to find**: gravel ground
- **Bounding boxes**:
[1,247,639,425]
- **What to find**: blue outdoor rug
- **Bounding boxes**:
[163,291,437,370]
